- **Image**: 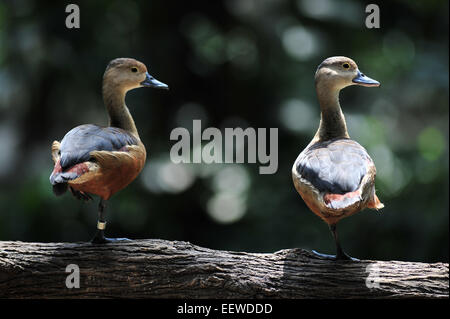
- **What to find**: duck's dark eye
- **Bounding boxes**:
[342,63,350,69]
[131,67,138,73]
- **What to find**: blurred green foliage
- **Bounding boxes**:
[0,0,448,262]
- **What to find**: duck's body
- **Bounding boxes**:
[293,137,381,225]
[51,124,145,200]
[50,58,168,243]
[292,56,383,260]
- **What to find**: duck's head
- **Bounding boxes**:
[315,56,379,91]
[103,58,169,92]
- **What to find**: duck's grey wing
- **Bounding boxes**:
[295,139,373,194]
[59,124,138,170]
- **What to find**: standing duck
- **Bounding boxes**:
[50,58,168,243]
[292,56,384,260]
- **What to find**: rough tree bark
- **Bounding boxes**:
[0,239,448,299]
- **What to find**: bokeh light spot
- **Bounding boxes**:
[279,99,315,133]
[417,127,445,162]
[207,192,246,224]
[142,158,196,194]
[211,165,250,195]
[282,26,319,61]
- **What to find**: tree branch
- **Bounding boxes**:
[0,239,448,298]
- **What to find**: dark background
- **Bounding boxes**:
[0,0,448,262]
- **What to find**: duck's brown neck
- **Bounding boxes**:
[102,83,139,138]
[313,83,349,142]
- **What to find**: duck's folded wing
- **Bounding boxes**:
[58,124,138,170]
[295,139,374,195]
[50,124,139,186]
[69,145,146,186]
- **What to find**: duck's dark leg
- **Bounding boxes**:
[312,223,359,261]
[91,199,108,244]
[91,199,130,244]
[330,224,357,261]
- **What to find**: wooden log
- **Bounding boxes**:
[0,239,448,298]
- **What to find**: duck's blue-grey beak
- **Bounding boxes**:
[141,72,169,90]
[352,70,380,87]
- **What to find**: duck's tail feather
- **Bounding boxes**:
[323,191,362,210]
[49,158,89,199]
[367,194,384,210]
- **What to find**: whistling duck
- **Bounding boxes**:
[50,58,168,243]
[292,56,384,260]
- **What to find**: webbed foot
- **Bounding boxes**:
[312,249,359,261]
[91,230,131,244]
